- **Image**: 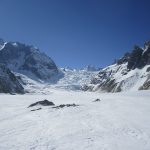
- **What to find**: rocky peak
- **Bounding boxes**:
[127,45,143,70]
[83,40,150,93]
[0,40,62,81]
[117,43,150,70]
[117,52,131,65]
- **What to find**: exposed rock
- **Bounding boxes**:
[0,64,24,94]
[139,75,150,90]
[127,45,143,70]
[146,67,150,72]
[117,52,131,65]
[93,99,101,102]
[52,103,79,109]
[28,100,55,107]
[31,108,42,111]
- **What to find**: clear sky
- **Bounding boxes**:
[0,0,150,68]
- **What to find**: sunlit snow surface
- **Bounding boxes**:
[0,90,150,150]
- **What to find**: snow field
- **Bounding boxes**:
[0,90,150,150]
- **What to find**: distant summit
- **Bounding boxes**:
[81,65,100,72]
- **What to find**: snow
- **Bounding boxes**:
[0,42,7,51]
[89,62,150,92]
[0,90,150,150]
[12,42,18,47]
[115,64,150,91]
[14,68,98,93]
[51,68,97,90]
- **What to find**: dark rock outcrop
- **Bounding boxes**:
[0,64,24,93]
[127,45,143,69]
[31,108,42,111]
[117,52,131,65]
[93,99,101,102]
[28,100,55,107]
[139,75,150,90]
[52,103,79,109]
[117,44,150,70]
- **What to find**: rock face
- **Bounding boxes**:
[0,41,61,81]
[0,64,24,93]
[52,103,79,109]
[82,41,150,92]
[139,75,150,90]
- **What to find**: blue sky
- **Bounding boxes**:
[0,0,150,68]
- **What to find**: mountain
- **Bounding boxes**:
[0,39,62,82]
[82,41,150,92]
[0,64,24,94]
[1,38,150,94]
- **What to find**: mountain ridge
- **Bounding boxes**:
[82,41,150,92]
[0,38,150,93]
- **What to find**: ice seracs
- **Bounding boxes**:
[51,67,98,90]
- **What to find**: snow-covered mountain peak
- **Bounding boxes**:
[81,64,99,72]
[0,40,62,82]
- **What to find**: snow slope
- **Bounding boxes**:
[84,63,150,92]
[83,41,150,92]
[0,90,150,150]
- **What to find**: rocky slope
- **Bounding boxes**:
[0,39,62,82]
[0,64,24,93]
[82,41,150,92]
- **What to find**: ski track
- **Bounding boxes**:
[0,90,150,150]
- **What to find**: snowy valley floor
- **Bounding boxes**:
[0,90,150,150]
